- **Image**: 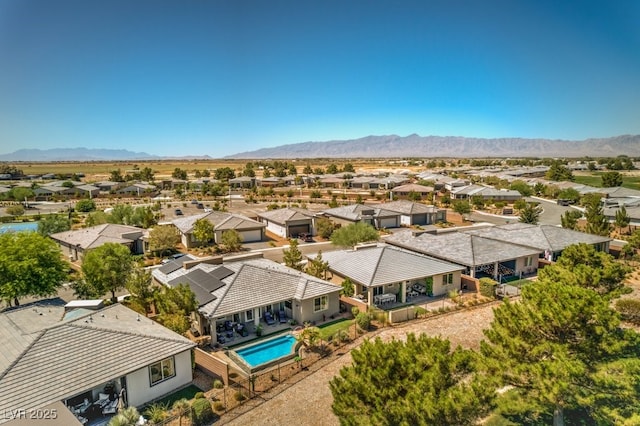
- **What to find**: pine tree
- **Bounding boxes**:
[306,250,329,279]
[481,280,640,425]
[615,205,631,235]
[583,194,610,236]
[331,334,495,425]
[283,239,304,270]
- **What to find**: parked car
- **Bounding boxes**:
[197,203,204,209]
[190,199,199,204]
[298,233,313,242]
[174,208,183,215]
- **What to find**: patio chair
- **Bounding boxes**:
[278,310,287,323]
[236,323,249,337]
[264,311,276,325]
[216,334,226,344]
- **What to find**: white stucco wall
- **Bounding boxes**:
[125,350,193,408]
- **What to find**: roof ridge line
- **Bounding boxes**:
[65,322,194,346]
[0,330,46,382]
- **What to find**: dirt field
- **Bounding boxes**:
[220,302,497,426]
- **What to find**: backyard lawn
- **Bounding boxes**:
[152,384,202,407]
[318,318,353,340]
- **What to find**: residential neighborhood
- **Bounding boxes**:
[1,158,639,425]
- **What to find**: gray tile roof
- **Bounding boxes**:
[377,200,439,215]
[172,211,265,233]
[0,303,194,421]
[153,259,340,319]
[257,208,315,225]
[317,244,464,287]
[322,204,400,221]
[465,223,611,252]
[50,224,143,249]
[386,229,540,267]
[392,183,434,193]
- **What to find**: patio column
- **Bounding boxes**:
[367,288,373,306]
[253,308,259,326]
[400,281,406,303]
[493,261,499,280]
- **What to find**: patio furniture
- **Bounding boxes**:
[216,334,226,344]
[413,284,426,294]
[374,293,396,305]
[278,310,287,323]
[264,311,276,325]
[236,323,248,337]
[224,320,234,331]
[407,290,419,298]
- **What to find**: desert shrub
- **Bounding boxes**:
[234,391,246,401]
[355,312,371,331]
[212,379,224,389]
[194,392,205,399]
[351,306,360,317]
[615,299,640,324]
[479,277,498,299]
[191,398,214,426]
[212,401,225,412]
[144,403,168,424]
[414,306,427,318]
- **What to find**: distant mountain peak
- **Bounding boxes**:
[225,134,640,159]
[0,147,159,161]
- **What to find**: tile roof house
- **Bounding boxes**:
[50,224,145,261]
[257,208,316,238]
[451,185,522,201]
[0,300,195,425]
[378,200,446,226]
[152,257,341,342]
[317,244,464,306]
[464,223,611,261]
[321,204,401,229]
[391,183,435,199]
[386,229,541,279]
[172,211,266,248]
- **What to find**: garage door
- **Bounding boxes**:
[379,218,398,229]
[412,214,428,225]
[240,229,263,242]
[289,224,310,237]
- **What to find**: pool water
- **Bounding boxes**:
[0,222,38,233]
[235,335,297,368]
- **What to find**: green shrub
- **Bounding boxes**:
[351,307,360,317]
[355,312,371,331]
[212,401,225,412]
[191,398,214,426]
[414,306,427,318]
[194,392,205,399]
[234,391,246,401]
[144,403,168,424]
[479,277,498,299]
[212,379,224,389]
[615,299,640,324]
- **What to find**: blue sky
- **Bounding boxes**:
[0,0,638,157]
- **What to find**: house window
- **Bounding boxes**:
[246,310,254,321]
[149,356,176,386]
[373,287,383,296]
[524,256,533,267]
[445,273,454,285]
[314,296,328,312]
[285,300,292,309]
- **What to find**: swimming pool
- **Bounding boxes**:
[0,222,38,233]
[234,334,297,370]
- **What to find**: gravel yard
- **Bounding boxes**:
[221,302,498,426]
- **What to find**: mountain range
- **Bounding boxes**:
[1,134,639,161]
[225,134,640,159]
[0,148,212,161]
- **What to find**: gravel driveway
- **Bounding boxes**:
[221,302,498,426]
